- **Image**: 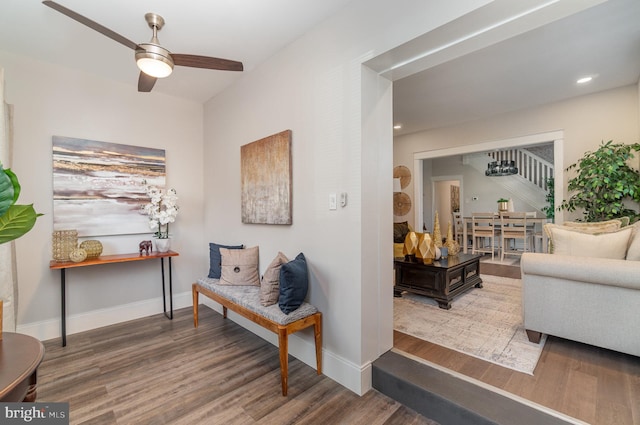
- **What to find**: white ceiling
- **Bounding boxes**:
[1,0,638,134]
[392,0,640,135]
[0,0,355,102]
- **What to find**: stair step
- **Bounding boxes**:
[372,350,584,425]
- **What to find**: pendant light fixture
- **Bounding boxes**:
[485,160,518,176]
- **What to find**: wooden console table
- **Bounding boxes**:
[0,332,45,402]
[50,250,179,347]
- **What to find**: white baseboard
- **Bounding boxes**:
[17,291,193,341]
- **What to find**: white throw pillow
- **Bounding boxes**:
[625,222,640,261]
[561,219,623,234]
[548,225,633,259]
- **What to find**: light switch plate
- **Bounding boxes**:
[329,193,337,210]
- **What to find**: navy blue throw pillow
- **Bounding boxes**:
[208,242,243,279]
[279,253,308,314]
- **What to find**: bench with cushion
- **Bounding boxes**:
[193,245,322,396]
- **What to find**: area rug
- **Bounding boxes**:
[394,275,546,375]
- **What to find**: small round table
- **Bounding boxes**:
[0,332,45,402]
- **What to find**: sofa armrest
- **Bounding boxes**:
[521,252,640,290]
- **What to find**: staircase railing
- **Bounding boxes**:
[487,149,553,190]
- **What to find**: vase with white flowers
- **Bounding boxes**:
[141,182,178,252]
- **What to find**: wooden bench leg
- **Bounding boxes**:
[278,327,289,396]
[192,284,199,328]
[314,313,322,375]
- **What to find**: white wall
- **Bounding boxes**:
[201,0,492,394]
[430,157,540,215]
[395,85,640,227]
[432,179,460,236]
[0,49,205,338]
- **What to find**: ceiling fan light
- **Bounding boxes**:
[137,57,173,78]
[135,44,174,78]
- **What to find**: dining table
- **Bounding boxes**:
[462,213,550,254]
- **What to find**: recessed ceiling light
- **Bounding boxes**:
[393,124,402,130]
[576,76,594,84]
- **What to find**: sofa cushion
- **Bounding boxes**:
[279,253,308,314]
[219,246,260,286]
[559,219,623,234]
[196,277,318,325]
[625,222,640,261]
[545,221,624,254]
[260,251,289,306]
[546,224,634,259]
[208,242,243,279]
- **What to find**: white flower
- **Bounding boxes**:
[140,182,179,239]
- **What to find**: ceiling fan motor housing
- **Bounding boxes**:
[135,13,174,78]
[136,42,174,76]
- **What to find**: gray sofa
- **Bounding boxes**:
[521,251,640,357]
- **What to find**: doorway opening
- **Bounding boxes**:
[413,131,564,232]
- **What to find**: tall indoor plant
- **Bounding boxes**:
[541,177,555,221]
[0,162,41,332]
[559,140,640,222]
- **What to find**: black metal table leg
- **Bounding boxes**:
[61,268,66,347]
[168,257,173,319]
[161,257,173,320]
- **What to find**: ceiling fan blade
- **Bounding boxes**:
[42,1,139,51]
[138,72,157,92]
[172,54,243,72]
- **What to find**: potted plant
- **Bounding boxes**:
[140,182,179,252]
[497,198,509,212]
[0,162,42,244]
[0,162,41,334]
[559,140,640,222]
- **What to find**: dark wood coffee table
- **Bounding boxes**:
[394,253,483,309]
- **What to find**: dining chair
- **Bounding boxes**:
[500,212,534,261]
[471,212,500,260]
[452,211,464,245]
[525,211,545,252]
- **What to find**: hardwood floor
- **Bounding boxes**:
[36,257,640,425]
[395,258,640,425]
[38,305,439,425]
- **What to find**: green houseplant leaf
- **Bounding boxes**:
[560,140,640,222]
[0,166,17,217]
[0,204,41,244]
[0,162,42,244]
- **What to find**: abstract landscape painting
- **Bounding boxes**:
[241,130,292,224]
[53,136,165,236]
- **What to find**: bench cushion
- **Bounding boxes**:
[196,277,318,325]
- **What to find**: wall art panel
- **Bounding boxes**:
[241,130,292,225]
[52,136,165,236]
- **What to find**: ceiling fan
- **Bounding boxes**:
[42,1,244,93]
